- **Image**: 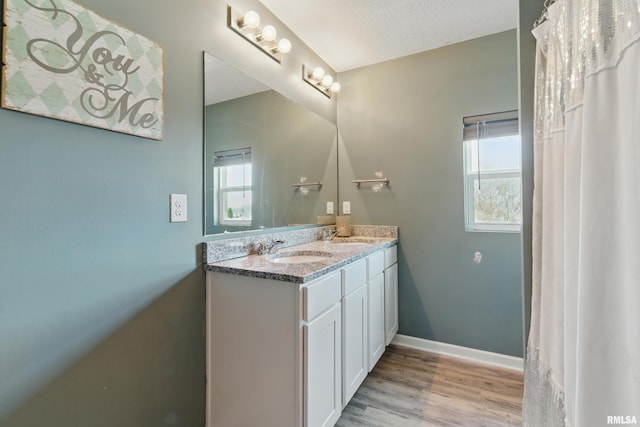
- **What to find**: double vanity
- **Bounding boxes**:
[203,37,398,427]
[204,225,398,427]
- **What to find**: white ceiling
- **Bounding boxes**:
[259,0,519,72]
[204,53,269,105]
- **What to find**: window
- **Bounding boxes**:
[463,111,521,232]
[213,148,252,226]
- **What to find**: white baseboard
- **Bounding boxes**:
[391,334,524,372]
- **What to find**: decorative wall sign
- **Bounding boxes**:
[1,0,165,140]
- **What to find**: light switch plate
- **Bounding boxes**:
[326,201,334,215]
[170,194,187,223]
[342,201,351,215]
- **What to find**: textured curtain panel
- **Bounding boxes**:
[525,0,640,426]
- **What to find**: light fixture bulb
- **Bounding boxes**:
[330,81,341,93]
[261,25,277,42]
[277,38,291,54]
[311,67,325,81]
[321,75,334,87]
[242,10,260,28]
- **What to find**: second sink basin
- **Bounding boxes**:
[267,251,332,264]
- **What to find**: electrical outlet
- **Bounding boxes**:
[170,194,187,223]
[326,201,334,215]
[342,201,351,215]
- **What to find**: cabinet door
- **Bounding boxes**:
[367,274,385,371]
[342,283,368,407]
[304,303,342,427]
[384,263,399,346]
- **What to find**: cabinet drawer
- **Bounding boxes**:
[342,259,367,295]
[384,245,397,268]
[367,251,385,280]
[303,271,342,321]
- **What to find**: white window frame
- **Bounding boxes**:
[464,169,521,233]
[463,111,521,233]
[213,148,252,227]
[217,168,252,226]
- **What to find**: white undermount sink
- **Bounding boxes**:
[267,251,332,264]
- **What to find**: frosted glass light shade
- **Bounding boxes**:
[321,75,333,87]
[330,82,341,93]
[277,38,292,53]
[243,11,260,28]
[261,25,277,41]
[312,67,325,80]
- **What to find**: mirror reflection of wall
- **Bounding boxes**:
[203,52,337,236]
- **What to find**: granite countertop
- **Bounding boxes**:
[205,236,397,283]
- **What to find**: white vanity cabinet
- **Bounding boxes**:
[205,241,398,427]
[366,251,386,371]
[384,245,399,345]
[303,272,343,427]
[206,269,343,427]
[341,259,368,407]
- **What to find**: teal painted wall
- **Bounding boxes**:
[337,30,524,357]
[0,0,335,425]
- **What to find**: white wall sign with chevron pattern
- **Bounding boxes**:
[1,0,164,140]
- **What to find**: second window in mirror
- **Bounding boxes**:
[213,147,252,226]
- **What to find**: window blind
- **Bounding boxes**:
[463,110,519,141]
[213,147,251,167]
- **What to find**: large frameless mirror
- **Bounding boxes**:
[203,52,338,236]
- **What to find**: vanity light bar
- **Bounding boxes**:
[302,65,341,99]
[227,5,291,64]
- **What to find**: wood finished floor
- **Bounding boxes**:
[336,345,523,427]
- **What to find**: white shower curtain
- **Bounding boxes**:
[524,0,640,426]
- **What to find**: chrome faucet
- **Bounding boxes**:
[268,239,285,253]
[251,241,266,255]
[322,229,339,241]
[251,239,285,255]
